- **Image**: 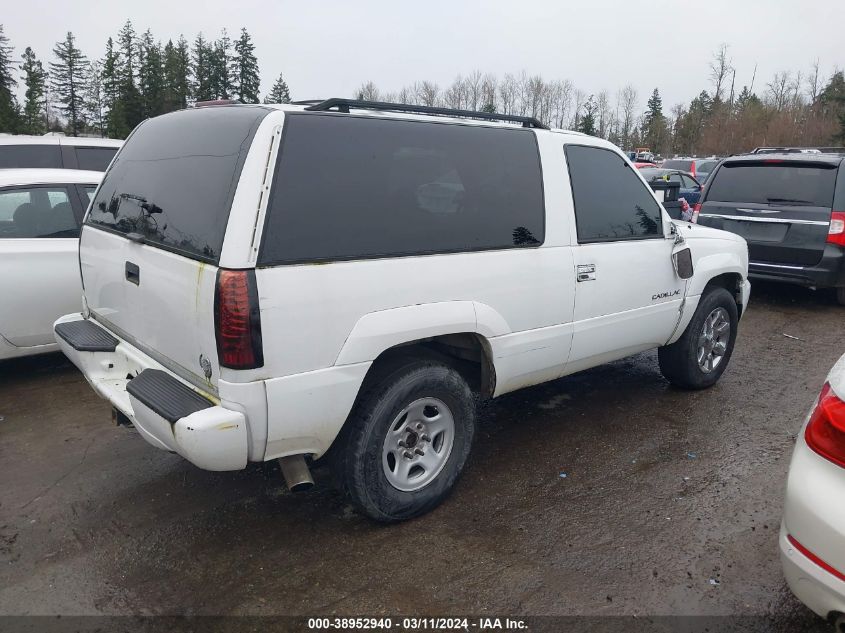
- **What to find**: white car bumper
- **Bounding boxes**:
[781,435,845,620]
[54,313,252,471]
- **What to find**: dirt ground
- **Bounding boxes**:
[1,281,843,631]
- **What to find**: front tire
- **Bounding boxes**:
[658,287,738,390]
[333,361,476,522]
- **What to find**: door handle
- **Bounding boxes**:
[125,261,140,285]
[576,264,596,282]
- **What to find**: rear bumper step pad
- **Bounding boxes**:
[126,369,213,424]
[55,319,119,352]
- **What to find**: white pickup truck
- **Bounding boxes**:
[55,100,750,521]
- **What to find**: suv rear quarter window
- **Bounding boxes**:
[259,115,545,264]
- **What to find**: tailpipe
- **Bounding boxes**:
[278,455,314,492]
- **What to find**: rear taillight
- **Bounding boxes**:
[214,269,264,370]
[805,382,845,469]
[827,212,845,247]
[692,203,701,223]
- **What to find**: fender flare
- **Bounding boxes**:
[334,300,510,366]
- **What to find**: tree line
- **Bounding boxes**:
[355,45,845,156]
[0,21,292,139]
[1,27,844,156]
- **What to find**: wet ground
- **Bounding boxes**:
[1,282,843,631]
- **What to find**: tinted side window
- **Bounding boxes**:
[0,145,62,168]
[0,186,78,238]
[259,115,545,264]
[74,146,118,171]
[565,145,663,242]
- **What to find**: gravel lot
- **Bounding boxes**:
[1,281,842,630]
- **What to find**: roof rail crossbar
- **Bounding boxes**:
[303,98,549,129]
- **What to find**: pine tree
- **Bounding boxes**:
[83,60,105,136]
[50,31,88,136]
[0,24,20,133]
[642,88,666,152]
[233,28,259,103]
[192,33,213,101]
[577,95,597,136]
[263,72,291,104]
[162,36,191,111]
[101,37,129,138]
[117,20,144,131]
[139,30,164,118]
[210,29,235,99]
[20,46,47,134]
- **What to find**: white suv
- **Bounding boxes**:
[55,100,750,521]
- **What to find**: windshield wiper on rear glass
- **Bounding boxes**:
[766,197,813,206]
[119,192,163,214]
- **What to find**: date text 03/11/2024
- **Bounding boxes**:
[306,617,528,630]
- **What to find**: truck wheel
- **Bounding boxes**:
[658,287,738,390]
[333,361,475,522]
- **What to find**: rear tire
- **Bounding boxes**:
[332,361,475,522]
[836,287,845,306]
[658,287,738,390]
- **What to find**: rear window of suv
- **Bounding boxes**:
[705,161,838,207]
[86,106,269,263]
[662,159,693,171]
[258,114,545,265]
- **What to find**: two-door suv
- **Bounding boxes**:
[55,100,750,521]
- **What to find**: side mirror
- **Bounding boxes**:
[673,247,694,280]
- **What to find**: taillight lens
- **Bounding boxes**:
[805,382,845,469]
[827,212,845,247]
[214,269,264,370]
[692,203,701,223]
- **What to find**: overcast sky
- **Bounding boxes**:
[3,0,844,113]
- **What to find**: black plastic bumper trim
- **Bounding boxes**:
[126,369,213,424]
[55,319,119,352]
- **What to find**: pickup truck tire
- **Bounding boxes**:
[333,361,476,522]
[658,287,738,390]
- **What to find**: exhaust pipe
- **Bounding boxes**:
[278,455,314,492]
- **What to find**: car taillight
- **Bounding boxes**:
[827,212,845,247]
[692,203,701,223]
[214,269,264,370]
[805,382,845,469]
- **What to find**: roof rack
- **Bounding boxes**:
[751,146,845,155]
[302,98,549,129]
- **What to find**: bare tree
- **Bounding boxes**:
[481,73,497,110]
[356,80,380,101]
[617,84,638,148]
[443,75,467,109]
[498,73,517,115]
[418,80,439,106]
[806,59,821,103]
[596,90,611,139]
[709,44,733,102]
[465,69,483,111]
[766,71,791,110]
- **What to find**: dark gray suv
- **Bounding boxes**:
[697,153,845,304]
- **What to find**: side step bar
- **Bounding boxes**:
[55,319,119,352]
[126,369,213,424]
